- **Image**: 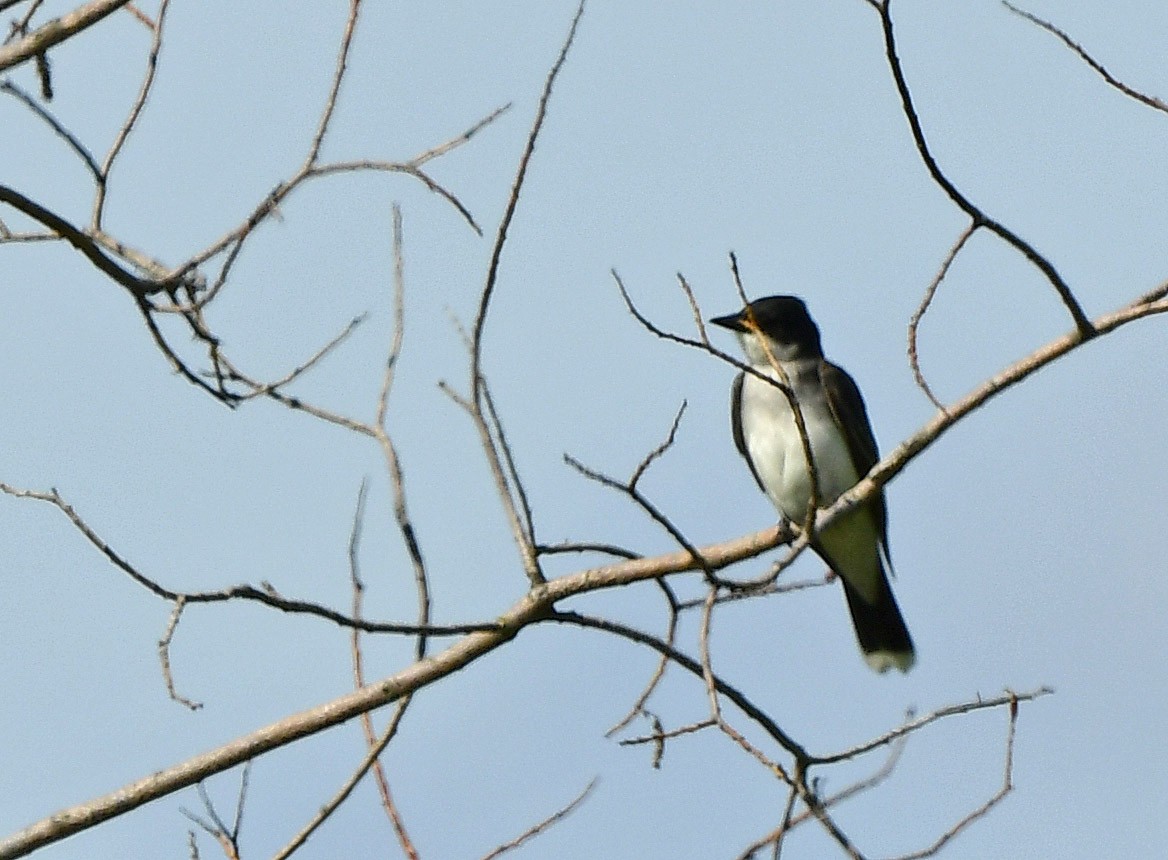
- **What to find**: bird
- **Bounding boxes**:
[710,295,915,673]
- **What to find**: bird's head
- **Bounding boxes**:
[710,295,824,364]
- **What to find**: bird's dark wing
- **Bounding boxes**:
[819,361,890,555]
[730,372,766,493]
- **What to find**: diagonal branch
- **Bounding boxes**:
[464,0,586,586]
[876,0,1094,337]
[479,778,597,860]
[1003,2,1168,115]
[0,0,131,73]
[889,692,1027,860]
[0,80,101,179]
[303,0,362,167]
[0,184,179,297]
[92,0,171,227]
[908,221,976,410]
[3,279,1163,856]
[550,609,809,762]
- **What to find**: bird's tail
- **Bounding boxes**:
[840,576,916,673]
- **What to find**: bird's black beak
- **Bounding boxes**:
[709,311,748,332]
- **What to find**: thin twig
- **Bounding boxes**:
[0,80,101,178]
[345,482,420,860]
[890,692,1024,860]
[605,578,680,738]
[908,221,976,411]
[614,268,807,434]
[618,718,716,748]
[698,588,794,783]
[372,203,432,661]
[481,380,537,547]
[470,0,584,376]
[179,109,506,309]
[92,0,170,226]
[1003,2,1168,114]
[304,0,361,167]
[272,701,412,860]
[537,541,642,561]
[466,0,586,586]
[876,0,1094,337]
[796,771,864,860]
[158,596,202,710]
[0,481,496,636]
[180,765,250,860]
[564,407,725,588]
[738,733,910,859]
[135,296,237,403]
[549,609,809,762]
[479,778,598,860]
[631,400,687,487]
[228,313,369,400]
[810,687,1051,766]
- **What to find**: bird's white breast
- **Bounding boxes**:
[739,361,859,522]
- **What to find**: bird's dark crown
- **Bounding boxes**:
[711,294,823,356]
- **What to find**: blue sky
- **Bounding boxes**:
[2,1,1166,857]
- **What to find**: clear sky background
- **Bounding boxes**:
[2,1,1166,857]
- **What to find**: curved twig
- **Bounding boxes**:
[1003,2,1168,115]
[908,221,976,410]
[877,0,1094,337]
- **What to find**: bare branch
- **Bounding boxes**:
[0,0,131,73]
[3,269,1160,854]
[92,0,170,226]
[738,735,909,859]
[890,692,1025,860]
[612,268,797,404]
[470,0,584,374]
[908,221,976,410]
[697,589,795,786]
[0,80,101,178]
[135,297,239,404]
[1003,2,1168,114]
[303,0,361,167]
[157,596,202,711]
[876,0,1094,337]
[605,579,680,738]
[463,0,586,585]
[481,380,537,549]
[274,652,415,858]
[630,400,687,487]
[334,481,420,860]
[537,541,641,561]
[809,688,1051,767]
[179,765,250,860]
[479,778,597,860]
[564,403,732,588]
[847,290,1168,530]
[228,314,369,401]
[178,111,507,311]
[370,204,431,665]
[550,609,808,762]
[797,776,864,860]
[618,718,716,748]
[0,481,495,637]
[0,184,179,297]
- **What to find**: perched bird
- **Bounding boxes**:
[710,295,915,673]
